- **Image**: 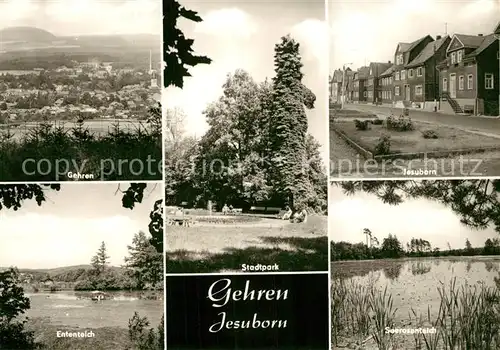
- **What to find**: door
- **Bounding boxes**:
[405,85,411,101]
[449,74,456,98]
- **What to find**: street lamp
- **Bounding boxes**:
[341,63,353,110]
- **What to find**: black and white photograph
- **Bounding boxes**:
[165,0,328,274]
[330,179,500,349]
[0,183,163,350]
[329,0,500,178]
[0,0,162,182]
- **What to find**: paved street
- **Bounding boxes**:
[347,104,500,136]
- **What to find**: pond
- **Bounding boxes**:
[25,290,163,328]
[333,256,500,319]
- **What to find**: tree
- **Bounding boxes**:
[268,35,316,210]
[381,234,404,258]
[0,102,7,110]
[124,231,163,289]
[336,180,500,233]
[91,241,109,275]
[363,228,372,247]
[164,0,211,88]
[465,238,472,251]
[0,268,39,349]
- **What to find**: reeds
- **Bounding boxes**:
[333,276,500,349]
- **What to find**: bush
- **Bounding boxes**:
[421,129,439,139]
[374,134,391,155]
[354,119,370,131]
[128,312,164,350]
[386,114,414,131]
[371,119,383,125]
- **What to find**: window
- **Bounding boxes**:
[396,54,403,65]
[451,52,456,64]
[409,69,414,78]
[417,67,423,77]
[415,85,422,96]
[364,91,367,97]
[401,70,406,80]
[395,72,400,80]
[467,74,473,90]
[457,50,463,63]
[442,78,447,92]
[459,75,464,90]
[395,86,400,96]
[370,68,373,75]
[485,74,494,89]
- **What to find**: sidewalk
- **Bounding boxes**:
[347,104,500,136]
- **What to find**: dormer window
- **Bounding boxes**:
[369,68,372,75]
[457,50,463,63]
[451,52,456,64]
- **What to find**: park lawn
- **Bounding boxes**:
[27,317,131,350]
[335,120,500,155]
[165,215,328,273]
[330,108,377,120]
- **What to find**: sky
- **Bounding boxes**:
[0,0,161,35]
[329,183,498,250]
[329,0,500,70]
[0,183,161,269]
[164,0,328,160]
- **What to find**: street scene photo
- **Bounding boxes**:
[0,183,163,350]
[165,0,328,274]
[330,179,500,349]
[330,0,500,178]
[0,0,162,181]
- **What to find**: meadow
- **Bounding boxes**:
[165,213,328,273]
[331,257,500,349]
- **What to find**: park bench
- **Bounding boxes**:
[230,208,243,214]
[249,206,281,215]
[166,216,193,227]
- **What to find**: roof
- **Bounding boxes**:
[454,34,486,48]
[406,35,450,68]
[355,66,370,79]
[370,62,392,76]
[396,35,431,54]
[495,21,500,35]
[396,42,411,53]
[466,33,497,58]
[380,65,395,77]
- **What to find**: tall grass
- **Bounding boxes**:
[332,276,500,349]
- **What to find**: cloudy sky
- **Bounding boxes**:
[0,183,161,269]
[164,0,328,160]
[329,183,498,250]
[329,0,500,70]
[0,0,161,35]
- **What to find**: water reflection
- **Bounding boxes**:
[410,262,431,276]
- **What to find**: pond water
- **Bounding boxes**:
[25,291,163,328]
[333,256,500,321]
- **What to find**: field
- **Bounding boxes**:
[331,257,500,349]
[165,214,328,273]
[24,291,163,350]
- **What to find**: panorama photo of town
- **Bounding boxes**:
[0,1,162,181]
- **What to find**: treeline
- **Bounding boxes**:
[331,229,500,260]
[0,104,161,181]
[166,35,327,213]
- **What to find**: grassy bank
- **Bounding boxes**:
[331,277,500,349]
[166,215,328,273]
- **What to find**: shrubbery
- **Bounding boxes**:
[371,119,383,125]
[386,114,414,131]
[127,312,164,350]
[354,119,370,130]
[374,134,391,155]
[421,129,439,139]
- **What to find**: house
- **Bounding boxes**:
[352,66,370,103]
[437,23,499,116]
[329,69,343,103]
[393,35,434,106]
[366,61,392,104]
[404,35,451,109]
[379,65,395,104]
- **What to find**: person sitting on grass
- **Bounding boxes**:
[282,206,292,220]
[222,204,229,215]
[291,205,308,224]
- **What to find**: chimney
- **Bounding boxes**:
[478,34,483,36]
[436,35,442,40]
[388,60,391,64]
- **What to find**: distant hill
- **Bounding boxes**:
[17,265,123,275]
[0,26,56,43]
